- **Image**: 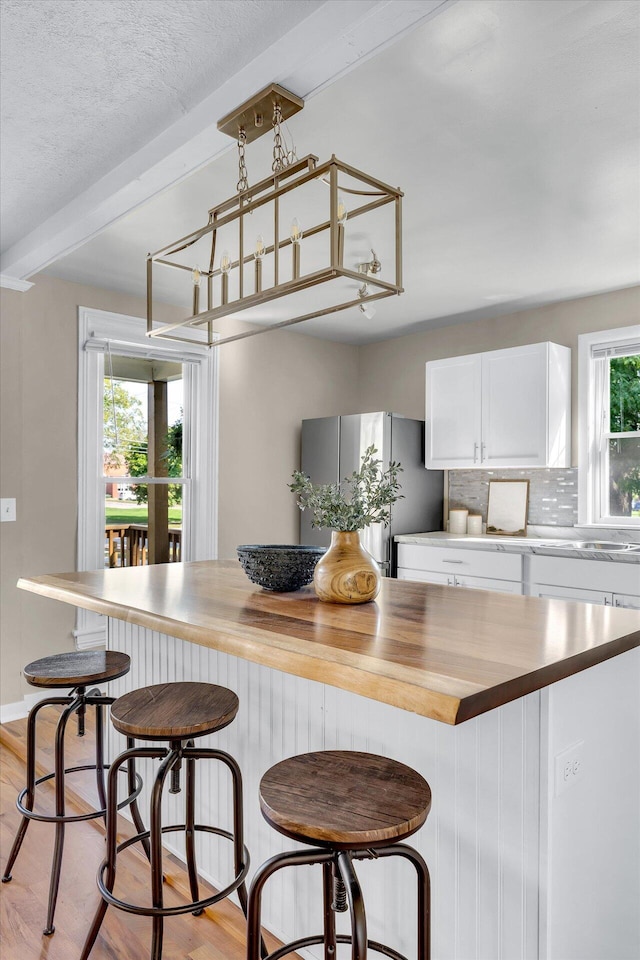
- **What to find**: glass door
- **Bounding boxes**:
[103,355,186,567]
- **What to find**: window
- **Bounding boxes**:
[103,358,184,567]
[77,307,217,647]
[579,326,640,527]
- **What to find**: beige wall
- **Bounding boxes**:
[0,275,358,706]
[358,286,640,463]
[1,277,637,706]
[217,329,359,558]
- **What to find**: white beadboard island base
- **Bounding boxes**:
[106,620,639,960]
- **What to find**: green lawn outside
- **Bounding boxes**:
[106,503,182,526]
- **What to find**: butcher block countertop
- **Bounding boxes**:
[18,560,640,725]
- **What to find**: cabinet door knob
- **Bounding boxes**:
[442,559,464,564]
[481,441,486,461]
[473,442,479,463]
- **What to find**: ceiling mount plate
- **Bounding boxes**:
[217,83,304,145]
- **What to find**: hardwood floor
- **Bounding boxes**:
[0,708,284,960]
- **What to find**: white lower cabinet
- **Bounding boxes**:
[397,567,523,593]
[397,544,523,593]
[530,583,613,605]
[614,592,640,609]
[397,568,452,585]
[455,573,523,594]
[528,554,640,608]
[396,543,640,606]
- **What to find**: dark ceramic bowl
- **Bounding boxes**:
[236,544,326,592]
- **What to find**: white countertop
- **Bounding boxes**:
[395,530,640,564]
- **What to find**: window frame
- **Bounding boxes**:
[77,307,218,648]
[578,324,640,528]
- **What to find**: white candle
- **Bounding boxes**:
[467,514,483,536]
[449,509,468,534]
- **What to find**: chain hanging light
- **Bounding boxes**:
[146,83,403,347]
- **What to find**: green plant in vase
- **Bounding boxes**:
[289,445,403,604]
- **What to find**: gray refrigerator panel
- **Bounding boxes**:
[299,413,443,572]
[300,417,339,548]
[390,416,443,534]
[389,417,443,573]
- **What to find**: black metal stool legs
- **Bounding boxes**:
[127,736,151,861]
[1,695,70,885]
[184,746,202,913]
[93,699,107,815]
[81,742,253,960]
[1,687,146,938]
[150,748,178,960]
[44,693,82,934]
[80,744,164,960]
[322,862,338,960]
[246,844,430,960]
[247,848,334,960]
[376,843,431,960]
[338,851,367,960]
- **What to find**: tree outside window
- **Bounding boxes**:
[608,355,640,518]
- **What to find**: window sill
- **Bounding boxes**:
[576,523,640,531]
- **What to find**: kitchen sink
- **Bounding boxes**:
[540,540,640,552]
[571,541,640,551]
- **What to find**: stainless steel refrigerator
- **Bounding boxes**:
[299,412,443,576]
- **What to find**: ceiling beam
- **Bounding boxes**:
[0,0,455,287]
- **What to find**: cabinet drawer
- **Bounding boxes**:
[530,583,613,605]
[454,574,523,594]
[614,593,640,610]
[528,555,640,595]
[397,544,522,581]
[397,568,452,585]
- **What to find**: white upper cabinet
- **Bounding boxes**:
[425,353,482,467]
[426,342,571,469]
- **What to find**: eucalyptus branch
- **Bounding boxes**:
[289,445,403,531]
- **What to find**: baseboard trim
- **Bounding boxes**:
[0,690,51,724]
[73,625,106,650]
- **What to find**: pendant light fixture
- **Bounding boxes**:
[146,83,403,347]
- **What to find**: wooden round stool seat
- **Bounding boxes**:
[259,750,432,850]
[23,651,131,688]
[110,681,239,741]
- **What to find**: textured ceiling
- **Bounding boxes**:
[44,0,640,343]
[0,0,323,250]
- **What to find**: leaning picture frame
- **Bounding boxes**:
[486,479,530,536]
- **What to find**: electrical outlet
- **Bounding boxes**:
[0,498,16,522]
[555,740,585,796]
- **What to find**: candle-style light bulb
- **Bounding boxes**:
[336,197,347,265]
[192,265,202,314]
[290,220,302,279]
[254,236,264,292]
[220,251,231,305]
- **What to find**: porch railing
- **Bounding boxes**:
[105,524,181,567]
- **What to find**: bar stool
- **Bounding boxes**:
[79,681,254,960]
[246,750,432,960]
[1,650,146,936]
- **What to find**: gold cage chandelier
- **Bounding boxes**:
[146,84,403,347]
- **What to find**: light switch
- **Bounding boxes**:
[1,498,17,522]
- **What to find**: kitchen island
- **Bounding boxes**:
[18,561,640,960]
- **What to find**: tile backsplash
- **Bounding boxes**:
[448,468,578,527]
